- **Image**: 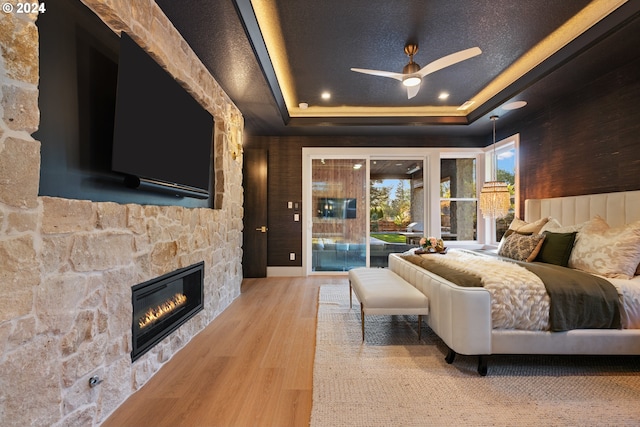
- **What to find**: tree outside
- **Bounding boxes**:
[370,179,412,231]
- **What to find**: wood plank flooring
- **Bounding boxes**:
[102,275,346,427]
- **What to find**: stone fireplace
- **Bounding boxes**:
[132,262,204,361]
[0,2,244,426]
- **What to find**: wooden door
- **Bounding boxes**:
[243,148,268,277]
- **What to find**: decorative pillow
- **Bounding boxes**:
[509,217,549,234]
[541,218,597,235]
[574,216,610,234]
[499,232,546,262]
[497,217,549,252]
[502,229,532,239]
[535,231,577,267]
[539,217,563,233]
[568,217,640,279]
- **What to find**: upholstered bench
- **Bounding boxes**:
[348,267,429,341]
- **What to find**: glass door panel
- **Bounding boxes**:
[369,159,423,267]
[311,158,367,271]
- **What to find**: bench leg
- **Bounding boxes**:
[418,315,422,341]
[360,302,365,341]
[349,280,352,309]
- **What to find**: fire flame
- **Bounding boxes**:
[138,293,187,329]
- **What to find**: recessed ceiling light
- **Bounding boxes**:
[321,91,331,100]
[438,92,449,100]
[502,100,527,110]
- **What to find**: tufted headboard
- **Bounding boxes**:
[525,190,640,228]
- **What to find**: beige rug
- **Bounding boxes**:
[310,285,640,427]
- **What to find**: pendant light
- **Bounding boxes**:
[479,115,510,219]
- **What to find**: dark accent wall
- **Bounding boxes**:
[263,138,303,267]
[499,55,640,214]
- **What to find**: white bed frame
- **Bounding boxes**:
[389,190,640,375]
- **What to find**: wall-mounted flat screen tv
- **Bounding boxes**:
[111,33,213,198]
[317,198,357,219]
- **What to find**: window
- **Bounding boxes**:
[440,158,477,241]
[485,135,519,244]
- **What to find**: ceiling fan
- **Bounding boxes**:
[350,43,482,99]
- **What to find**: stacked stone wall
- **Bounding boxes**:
[0,2,244,426]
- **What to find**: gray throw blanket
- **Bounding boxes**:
[517,261,621,331]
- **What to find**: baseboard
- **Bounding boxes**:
[267,266,305,277]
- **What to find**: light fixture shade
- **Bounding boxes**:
[479,181,510,218]
[402,76,421,87]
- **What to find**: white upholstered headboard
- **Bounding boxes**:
[525,190,640,228]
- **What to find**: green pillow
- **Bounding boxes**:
[536,231,577,267]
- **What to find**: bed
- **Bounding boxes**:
[388,190,640,375]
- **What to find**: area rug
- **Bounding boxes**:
[310,285,640,427]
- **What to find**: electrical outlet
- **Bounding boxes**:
[294,213,300,221]
[288,201,293,209]
[289,252,295,261]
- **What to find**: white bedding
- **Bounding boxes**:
[608,275,640,329]
[410,248,640,330]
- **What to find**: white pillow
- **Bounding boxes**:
[540,217,590,234]
[539,217,562,233]
[569,216,640,280]
[509,217,549,234]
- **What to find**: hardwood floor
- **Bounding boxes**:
[102,275,346,427]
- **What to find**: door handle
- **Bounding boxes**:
[255,226,268,233]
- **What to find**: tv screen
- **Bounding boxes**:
[317,198,357,219]
[112,33,213,198]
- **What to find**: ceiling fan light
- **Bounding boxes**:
[402,76,421,87]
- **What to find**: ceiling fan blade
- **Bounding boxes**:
[418,47,482,77]
[406,84,420,99]
[350,68,405,82]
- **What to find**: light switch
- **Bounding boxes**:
[288,201,293,209]
[294,213,300,221]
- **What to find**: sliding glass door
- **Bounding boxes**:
[304,148,486,275]
[369,158,425,267]
[311,158,367,272]
[310,157,426,271]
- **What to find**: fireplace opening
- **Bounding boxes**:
[131,262,204,361]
